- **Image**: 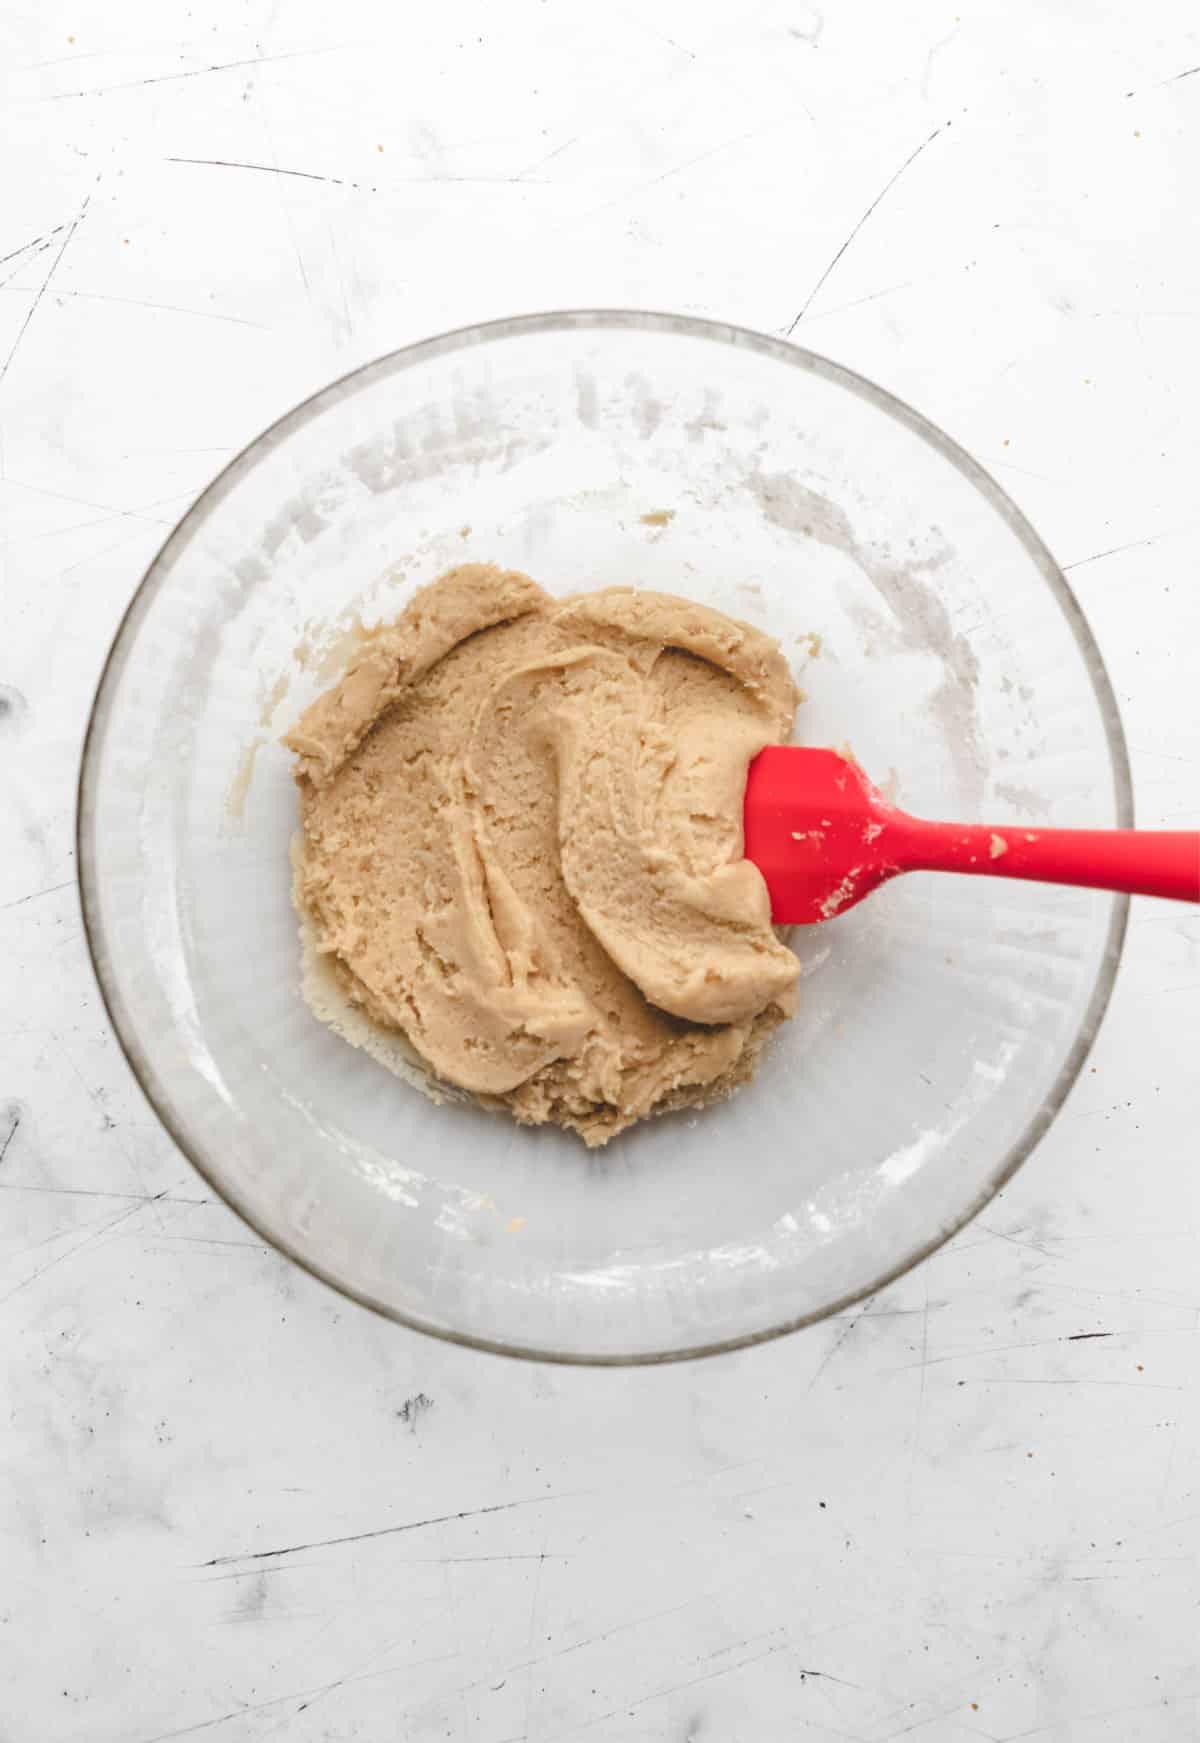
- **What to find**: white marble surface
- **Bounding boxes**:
[3,3,1199,1738]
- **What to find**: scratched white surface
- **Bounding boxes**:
[3,4,1200,1739]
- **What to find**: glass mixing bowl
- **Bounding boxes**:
[78,313,1130,1363]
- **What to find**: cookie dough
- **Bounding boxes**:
[285,565,800,1146]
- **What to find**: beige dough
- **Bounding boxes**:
[285,564,800,1146]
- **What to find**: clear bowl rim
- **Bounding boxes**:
[76,308,1133,1366]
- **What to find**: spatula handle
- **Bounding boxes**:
[898,821,1200,903]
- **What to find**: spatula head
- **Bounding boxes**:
[743,746,902,924]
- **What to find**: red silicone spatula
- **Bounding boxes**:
[744,746,1200,925]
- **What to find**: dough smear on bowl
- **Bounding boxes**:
[285,564,801,1146]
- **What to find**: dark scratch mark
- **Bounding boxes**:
[979,1377,1179,1390]
[632,18,696,60]
[327,219,353,338]
[0,224,65,270]
[201,1490,584,1567]
[48,288,266,329]
[976,1220,1055,1259]
[149,1235,274,1250]
[0,1193,165,1309]
[200,1648,467,1743]
[893,1332,1127,1371]
[0,879,74,912]
[729,1477,799,1503]
[0,238,58,294]
[0,1113,20,1166]
[392,175,548,185]
[6,474,146,512]
[879,1703,970,1741]
[59,1046,167,1227]
[1067,1331,1113,1341]
[0,506,168,549]
[0,195,89,388]
[3,510,182,558]
[516,136,579,179]
[1062,529,1173,570]
[0,1184,209,1204]
[125,444,236,455]
[799,279,916,325]
[786,127,943,333]
[0,478,201,546]
[518,1590,716,1673]
[980,453,1062,484]
[522,1537,548,1738]
[136,1651,464,1742]
[137,1690,316,1742]
[165,156,347,187]
[403,1553,569,1564]
[1000,1691,1200,1738]
[52,516,173,584]
[706,1628,783,1662]
[49,47,340,101]
[202,1601,772,1741]
[907,1272,931,1510]
[553,1641,789,1737]
[806,1300,871,1393]
[251,95,318,311]
[232,1582,709,1736]
[14,1201,128,1263]
[581,124,781,219]
[198,1563,321,1583]
[647,129,766,191]
[1031,1277,1200,1314]
[21,49,107,70]
[1162,64,1200,85]
[797,1667,865,1690]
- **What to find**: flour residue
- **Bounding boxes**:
[258,669,291,728]
[747,472,985,807]
[820,867,863,918]
[576,371,599,430]
[227,736,264,823]
[684,388,726,443]
[626,374,664,440]
[307,614,375,682]
[996,780,1051,818]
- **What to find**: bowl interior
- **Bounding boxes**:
[80,314,1128,1362]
